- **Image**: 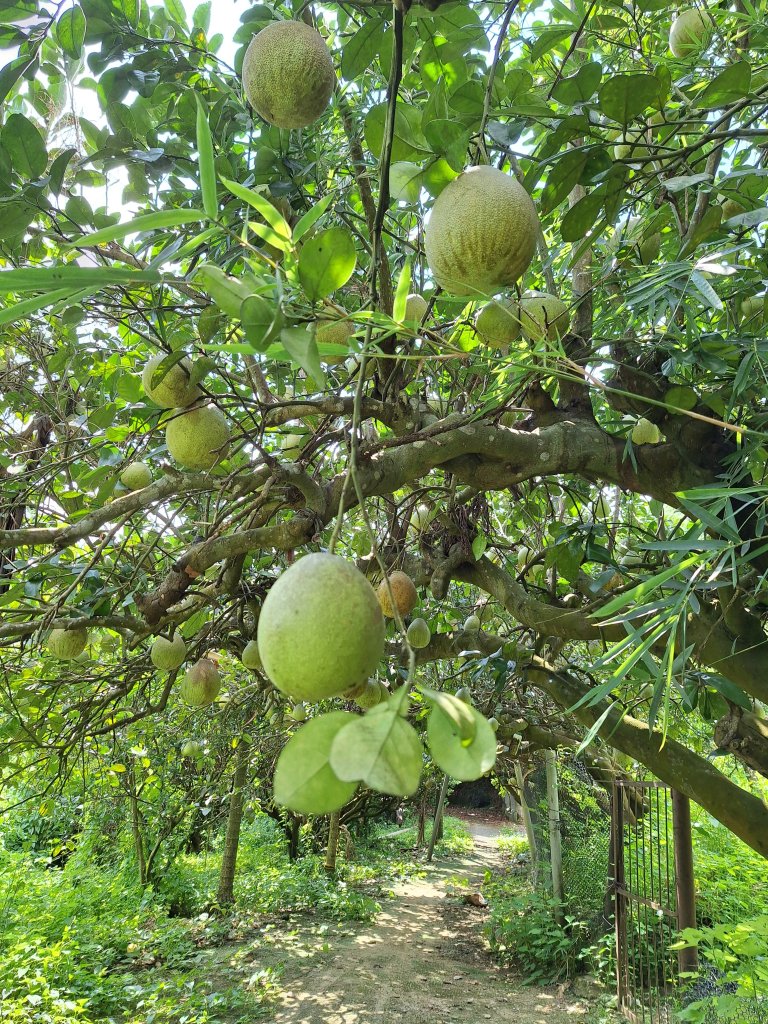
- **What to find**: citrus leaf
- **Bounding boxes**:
[55,4,86,59]
[699,61,751,109]
[330,704,423,796]
[427,703,497,781]
[2,113,46,178]
[274,712,358,815]
[280,326,326,386]
[598,73,659,124]
[552,61,601,105]
[298,227,356,302]
[419,686,476,744]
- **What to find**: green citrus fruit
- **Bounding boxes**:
[165,404,230,471]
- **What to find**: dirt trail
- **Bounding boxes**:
[263,822,594,1024]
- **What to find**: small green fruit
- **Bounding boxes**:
[120,461,152,490]
[475,299,520,347]
[179,658,222,707]
[406,617,431,649]
[353,679,384,709]
[463,614,481,632]
[290,702,307,722]
[455,686,472,704]
[403,293,429,325]
[47,626,89,660]
[151,632,186,671]
[410,503,434,533]
[487,717,499,733]
[241,640,263,671]
[142,354,202,409]
[181,739,204,758]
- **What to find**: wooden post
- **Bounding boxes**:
[426,775,449,863]
[324,810,341,874]
[544,749,563,911]
[672,790,698,976]
[514,762,539,886]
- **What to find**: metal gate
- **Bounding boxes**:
[611,781,697,1024]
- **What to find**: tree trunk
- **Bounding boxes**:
[129,788,147,887]
[216,740,250,906]
[714,708,768,778]
[287,814,301,861]
[545,749,564,918]
[324,811,341,874]
[514,762,539,886]
[426,775,449,863]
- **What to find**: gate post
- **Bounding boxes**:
[672,790,698,976]
[611,782,628,1012]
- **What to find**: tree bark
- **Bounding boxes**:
[324,810,341,874]
[216,740,250,906]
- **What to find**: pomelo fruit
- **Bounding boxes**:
[316,313,353,364]
[181,739,204,758]
[142,354,202,409]
[257,553,385,701]
[242,21,335,130]
[165,404,230,471]
[120,461,152,490]
[741,295,766,326]
[463,614,480,632]
[241,639,263,671]
[475,298,521,346]
[403,293,428,324]
[151,631,186,671]
[279,433,305,459]
[518,293,570,342]
[410,503,434,533]
[638,233,661,265]
[631,417,662,445]
[455,686,472,703]
[179,657,222,707]
[424,165,539,296]
[352,678,385,709]
[377,571,418,618]
[722,198,746,221]
[669,9,711,58]
[47,626,88,660]
[406,617,431,649]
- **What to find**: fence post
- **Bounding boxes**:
[672,790,698,976]
[612,782,628,1013]
[544,749,563,912]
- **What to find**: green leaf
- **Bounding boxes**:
[220,177,292,245]
[472,533,488,560]
[0,287,81,327]
[0,267,162,291]
[280,326,326,386]
[193,263,252,318]
[341,17,386,82]
[55,4,86,59]
[330,702,423,796]
[364,102,430,162]
[420,687,476,744]
[293,193,334,244]
[422,119,470,171]
[68,210,205,247]
[426,703,497,781]
[2,113,46,178]
[274,712,358,815]
[664,385,697,411]
[392,260,411,323]
[195,95,218,219]
[241,294,282,351]
[560,189,604,242]
[552,62,601,105]
[529,27,573,63]
[0,55,37,107]
[298,227,357,302]
[598,73,659,124]
[699,61,751,109]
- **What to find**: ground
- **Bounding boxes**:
[192,818,614,1024]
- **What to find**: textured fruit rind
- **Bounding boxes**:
[669,9,711,58]
[316,315,353,364]
[406,617,431,649]
[631,418,662,445]
[424,165,539,296]
[241,639,263,670]
[47,627,88,660]
[403,293,428,324]
[120,461,152,490]
[142,354,202,409]
[179,658,222,707]
[377,571,418,618]
[165,404,230,470]
[475,299,521,346]
[257,553,385,701]
[518,293,570,341]
[242,21,335,130]
[151,632,186,671]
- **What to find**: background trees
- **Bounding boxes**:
[0,0,767,861]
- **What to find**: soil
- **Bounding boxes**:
[235,819,602,1024]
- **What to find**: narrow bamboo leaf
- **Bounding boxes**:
[293,193,334,243]
[0,287,78,326]
[594,555,700,619]
[195,95,218,219]
[392,260,411,323]
[0,267,163,291]
[220,177,292,241]
[68,210,206,247]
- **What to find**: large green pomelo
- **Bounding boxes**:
[242,21,335,130]
[669,9,711,58]
[424,165,539,297]
[475,299,521,346]
[47,626,88,660]
[257,553,385,702]
[518,293,571,341]
[179,658,221,707]
[165,404,230,470]
[142,354,202,409]
[151,632,186,671]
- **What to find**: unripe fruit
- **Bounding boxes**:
[290,702,307,722]
[142,354,202,409]
[455,686,472,704]
[120,461,152,490]
[377,571,418,619]
[741,295,766,326]
[241,639,263,671]
[353,678,385,709]
[425,165,539,296]
[257,553,385,702]
[316,312,354,365]
[631,417,662,445]
[406,617,431,649]
[403,293,428,324]
[669,9,711,58]
[487,717,499,732]
[242,21,335,130]
[722,198,746,221]
[475,299,520,346]
[463,614,480,632]
[410,503,434,533]
[518,293,570,342]
[181,739,204,758]
[179,658,222,707]
[165,404,230,471]
[390,162,422,204]
[637,233,661,265]
[150,632,186,671]
[279,433,304,459]
[47,626,88,660]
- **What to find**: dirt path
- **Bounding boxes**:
[259,823,594,1024]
